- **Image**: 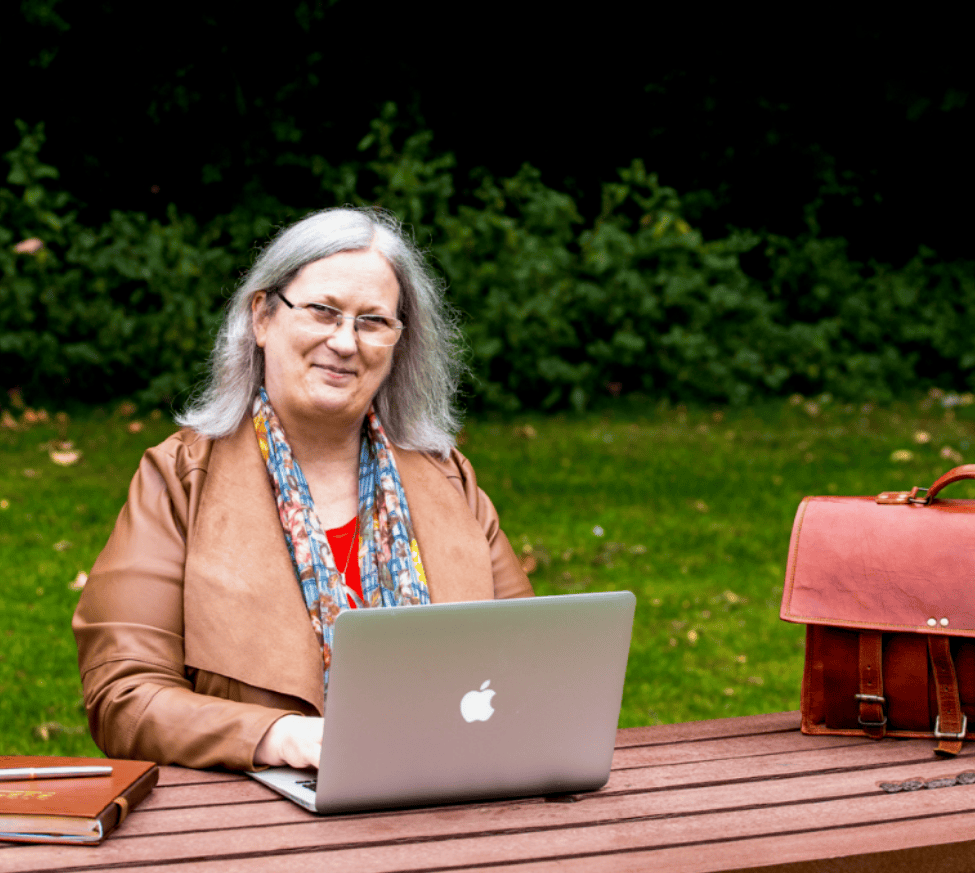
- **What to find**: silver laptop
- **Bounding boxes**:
[248,590,635,813]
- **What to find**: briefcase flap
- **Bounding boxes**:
[780,494,975,637]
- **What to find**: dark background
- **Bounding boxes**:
[6,4,970,267]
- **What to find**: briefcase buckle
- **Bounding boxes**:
[855,693,887,728]
[934,714,968,741]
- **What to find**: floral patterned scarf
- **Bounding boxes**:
[253,387,429,696]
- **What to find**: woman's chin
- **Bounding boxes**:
[305,389,371,427]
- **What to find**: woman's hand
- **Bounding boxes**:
[254,715,324,769]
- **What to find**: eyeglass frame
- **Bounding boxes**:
[267,287,405,347]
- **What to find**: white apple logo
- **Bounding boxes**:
[460,680,496,723]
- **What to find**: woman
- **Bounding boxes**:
[72,207,533,772]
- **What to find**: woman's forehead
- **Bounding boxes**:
[288,249,400,306]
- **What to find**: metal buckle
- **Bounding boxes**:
[908,486,931,505]
[856,693,887,728]
[934,714,968,741]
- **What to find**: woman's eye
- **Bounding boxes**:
[307,305,341,322]
[358,315,388,330]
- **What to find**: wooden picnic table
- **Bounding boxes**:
[3,711,975,872]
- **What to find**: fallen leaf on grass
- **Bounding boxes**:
[1,410,18,429]
[127,420,144,434]
[117,401,137,417]
[520,554,538,574]
[941,446,964,463]
[890,450,914,462]
[14,237,44,254]
[0,499,8,510]
[22,468,39,478]
[50,448,82,466]
[940,392,974,409]
[914,431,931,444]
[53,540,72,551]
[33,722,84,741]
[70,571,88,591]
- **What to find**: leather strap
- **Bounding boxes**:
[926,464,975,501]
[857,632,886,738]
[928,636,966,756]
[877,463,975,504]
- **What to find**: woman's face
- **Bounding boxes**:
[252,247,400,435]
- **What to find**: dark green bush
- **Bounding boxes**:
[761,234,975,401]
[2,116,972,412]
[1,123,234,405]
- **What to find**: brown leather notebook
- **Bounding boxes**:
[0,755,158,845]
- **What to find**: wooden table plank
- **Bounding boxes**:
[82,743,975,842]
[3,712,974,873]
[467,828,975,873]
[615,711,804,747]
[17,800,975,873]
[8,773,975,873]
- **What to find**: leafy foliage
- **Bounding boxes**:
[760,235,975,401]
[1,116,972,412]
[1,122,235,405]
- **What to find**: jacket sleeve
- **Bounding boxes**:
[442,448,534,600]
[72,437,303,770]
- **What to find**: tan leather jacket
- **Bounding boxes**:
[72,420,532,771]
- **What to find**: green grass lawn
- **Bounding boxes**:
[1,391,973,756]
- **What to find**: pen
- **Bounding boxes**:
[0,766,114,782]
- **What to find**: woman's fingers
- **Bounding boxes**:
[255,715,324,769]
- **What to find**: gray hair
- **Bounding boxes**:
[176,207,465,457]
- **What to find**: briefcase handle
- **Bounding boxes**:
[878,464,975,505]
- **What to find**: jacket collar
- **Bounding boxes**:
[183,417,493,714]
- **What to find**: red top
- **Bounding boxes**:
[325,516,361,608]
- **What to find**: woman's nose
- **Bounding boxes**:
[326,316,358,353]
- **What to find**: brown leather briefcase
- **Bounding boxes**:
[780,464,975,756]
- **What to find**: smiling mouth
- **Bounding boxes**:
[317,364,356,377]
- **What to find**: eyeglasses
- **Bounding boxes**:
[269,289,404,347]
